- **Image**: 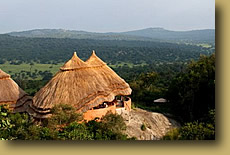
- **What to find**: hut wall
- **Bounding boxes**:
[124,97,131,111]
[83,104,116,121]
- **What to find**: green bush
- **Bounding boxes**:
[58,122,93,140]
[0,105,13,140]
[167,54,215,122]
[162,128,180,140]
[163,122,215,140]
[45,104,83,129]
[0,104,131,140]
[131,102,136,109]
[141,124,146,131]
[86,112,129,140]
[163,109,215,140]
[101,112,127,133]
[179,121,215,140]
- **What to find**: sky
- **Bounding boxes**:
[0,0,215,33]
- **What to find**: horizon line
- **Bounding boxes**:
[0,27,215,35]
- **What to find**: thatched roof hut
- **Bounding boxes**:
[28,51,132,118]
[0,69,32,111]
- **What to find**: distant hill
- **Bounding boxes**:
[0,34,214,65]
[120,28,215,43]
[7,28,215,43]
[7,29,152,41]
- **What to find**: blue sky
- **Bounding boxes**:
[0,0,215,33]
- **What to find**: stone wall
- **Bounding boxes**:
[83,104,116,121]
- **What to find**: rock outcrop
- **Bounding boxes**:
[121,108,180,140]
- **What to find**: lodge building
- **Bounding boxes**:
[0,51,132,121]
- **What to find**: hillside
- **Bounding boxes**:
[7,29,152,41]
[7,28,215,43]
[0,34,214,65]
[120,28,215,43]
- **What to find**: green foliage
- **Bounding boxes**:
[131,102,136,109]
[0,104,130,140]
[0,105,55,140]
[129,71,173,114]
[141,124,147,131]
[38,127,58,140]
[162,128,180,140]
[86,112,129,140]
[0,105,13,140]
[58,122,93,140]
[167,54,215,122]
[7,112,34,140]
[164,121,215,140]
[45,104,83,129]
[0,34,213,65]
[130,71,165,104]
[101,112,127,133]
[163,109,215,140]
[0,105,11,129]
[179,121,215,140]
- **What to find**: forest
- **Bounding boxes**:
[0,34,215,140]
[0,34,214,64]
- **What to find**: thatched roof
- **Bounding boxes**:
[0,69,10,79]
[29,51,132,118]
[0,69,32,111]
[60,52,88,70]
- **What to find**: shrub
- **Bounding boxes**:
[0,105,13,140]
[0,104,132,140]
[141,124,146,131]
[45,104,83,129]
[86,112,129,140]
[131,102,136,109]
[163,121,215,140]
[58,122,93,140]
[166,54,215,122]
[101,112,127,133]
[179,121,215,140]
[162,128,180,140]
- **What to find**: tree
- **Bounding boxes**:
[163,110,215,140]
[44,104,83,129]
[130,71,168,110]
[0,105,13,140]
[166,54,215,122]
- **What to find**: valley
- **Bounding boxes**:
[0,28,215,140]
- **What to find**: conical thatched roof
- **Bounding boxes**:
[0,69,10,79]
[29,51,132,118]
[0,69,32,111]
[60,52,88,70]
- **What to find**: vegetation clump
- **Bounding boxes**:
[0,104,131,140]
[163,110,215,140]
[167,54,215,122]
[141,124,147,131]
[129,54,215,140]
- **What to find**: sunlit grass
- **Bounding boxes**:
[0,62,63,75]
[0,61,146,77]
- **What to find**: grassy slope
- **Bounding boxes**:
[0,62,63,74]
[0,61,148,80]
